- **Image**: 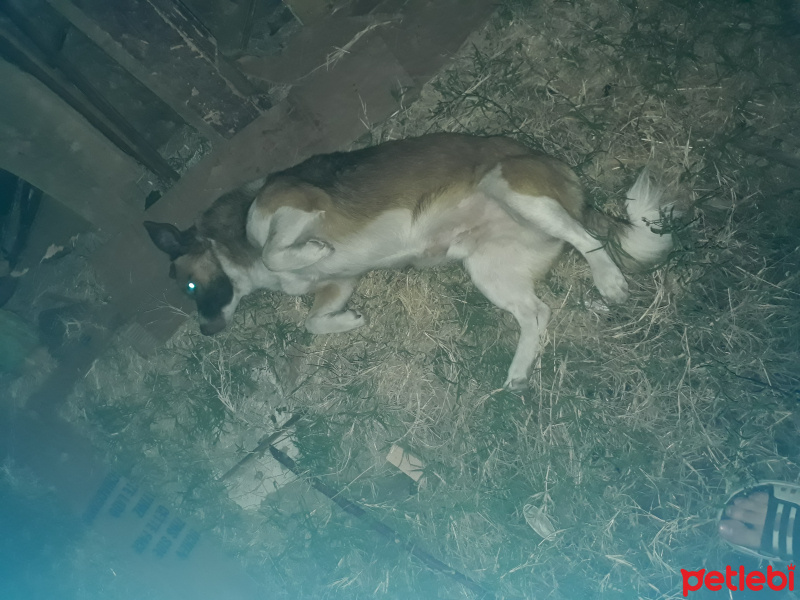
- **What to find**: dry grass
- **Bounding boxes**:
[34,0,800,598]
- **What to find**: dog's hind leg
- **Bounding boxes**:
[480,168,629,304]
[463,243,552,390]
[305,278,366,334]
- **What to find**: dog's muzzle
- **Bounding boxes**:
[199,316,227,336]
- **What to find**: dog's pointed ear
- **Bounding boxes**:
[144,221,196,260]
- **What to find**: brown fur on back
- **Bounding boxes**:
[499,155,586,220]
[256,133,582,224]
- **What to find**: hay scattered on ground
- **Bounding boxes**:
[13,0,800,598]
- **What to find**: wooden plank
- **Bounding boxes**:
[0,58,144,233]
[179,0,260,56]
[237,16,380,83]
[287,32,414,142]
[378,0,497,85]
[51,0,264,138]
[282,0,333,25]
[46,0,225,146]
[0,10,179,183]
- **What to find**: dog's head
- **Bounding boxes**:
[144,221,236,335]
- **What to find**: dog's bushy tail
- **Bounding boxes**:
[586,169,674,270]
[619,169,673,267]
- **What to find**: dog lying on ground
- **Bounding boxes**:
[145,133,672,389]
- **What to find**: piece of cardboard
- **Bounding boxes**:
[386,444,425,483]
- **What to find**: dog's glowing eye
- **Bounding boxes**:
[186,281,197,295]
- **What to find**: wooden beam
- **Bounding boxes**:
[0,57,144,233]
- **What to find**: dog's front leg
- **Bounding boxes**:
[305,279,366,334]
[265,239,333,271]
[259,207,334,272]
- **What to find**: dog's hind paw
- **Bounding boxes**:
[594,265,629,304]
[306,309,367,334]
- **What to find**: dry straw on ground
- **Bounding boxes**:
[17,0,800,598]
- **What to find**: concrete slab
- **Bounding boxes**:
[2,411,274,599]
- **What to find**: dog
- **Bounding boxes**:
[145,133,672,389]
